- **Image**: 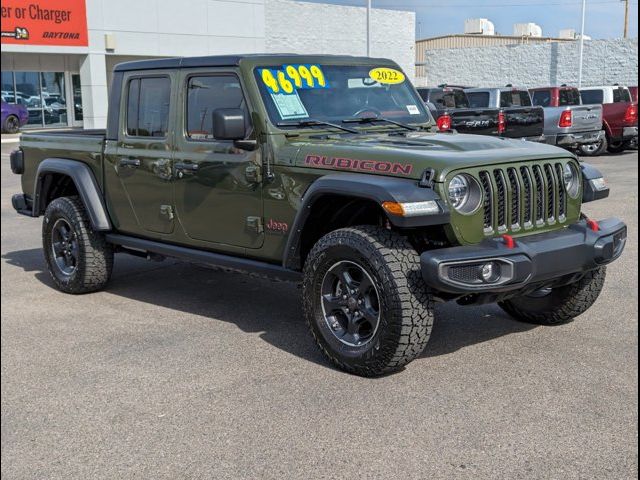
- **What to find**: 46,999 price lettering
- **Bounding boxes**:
[260,64,329,95]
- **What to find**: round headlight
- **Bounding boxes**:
[563,163,580,198]
[448,174,482,213]
[448,175,469,209]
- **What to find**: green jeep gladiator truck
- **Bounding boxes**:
[11,55,627,376]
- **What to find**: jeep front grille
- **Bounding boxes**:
[479,162,569,235]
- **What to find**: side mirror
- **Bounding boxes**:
[212,108,247,140]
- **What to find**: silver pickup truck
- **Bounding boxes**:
[529,86,604,151]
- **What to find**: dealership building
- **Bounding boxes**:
[1,0,415,130]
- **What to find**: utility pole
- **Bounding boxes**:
[578,0,586,87]
[622,0,629,38]
[366,0,372,56]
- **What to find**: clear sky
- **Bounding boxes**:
[298,0,639,39]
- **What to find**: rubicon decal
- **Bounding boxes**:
[305,155,413,176]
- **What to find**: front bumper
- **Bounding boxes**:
[421,218,626,294]
[623,126,638,139]
[556,129,605,146]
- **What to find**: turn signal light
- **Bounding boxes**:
[437,114,452,132]
[382,200,440,217]
[559,109,573,128]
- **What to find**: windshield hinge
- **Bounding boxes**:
[419,168,436,188]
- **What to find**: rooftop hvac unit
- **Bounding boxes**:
[464,18,495,35]
[559,28,577,39]
[513,23,543,37]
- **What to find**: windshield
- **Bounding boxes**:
[254,64,430,128]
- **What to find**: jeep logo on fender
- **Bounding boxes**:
[305,155,413,176]
[266,219,289,235]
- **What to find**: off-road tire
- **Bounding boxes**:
[42,196,114,294]
[3,114,20,134]
[303,226,434,376]
[577,137,607,156]
[498,267,606,325]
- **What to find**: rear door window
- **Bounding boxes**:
[126,76,171,137]
[500,90,532,107]
[559,89,581,106]
[613,87,632,103]
[532,90,552,107]
[467,91,490,108]
[581,89,604,104]
[427,89,469,108]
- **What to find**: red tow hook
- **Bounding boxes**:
[586,218,600,232]
[501,234,516,249]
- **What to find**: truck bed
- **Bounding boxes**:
[19,130,106,197]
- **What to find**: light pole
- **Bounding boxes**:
[577,0,586,87]
[622,0,629,38]
[366,0,372,56]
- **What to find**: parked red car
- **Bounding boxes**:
[579,85,638,155]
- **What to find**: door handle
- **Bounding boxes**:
[119,157,141,168]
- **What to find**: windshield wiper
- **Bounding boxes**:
[342,117,418,131]
[276,119,359,134]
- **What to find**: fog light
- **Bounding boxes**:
[479,262,501,283]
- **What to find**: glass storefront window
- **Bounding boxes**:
[41,72,67,126]
[14,71,43,127]
[1,70,76,127]
[1,71,15,101]
[72,74,83,121]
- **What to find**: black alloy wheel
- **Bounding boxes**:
[320,260,381,347]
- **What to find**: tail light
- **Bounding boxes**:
[497,111,506,134]
[624,104,638,124]
[559,109,573,128]
[437,114,452,132]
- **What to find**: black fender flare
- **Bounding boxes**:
[34,158,112,231]
[282,173,449,270]
[580,162,609,203]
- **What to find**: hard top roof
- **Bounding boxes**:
[113,54,396,72]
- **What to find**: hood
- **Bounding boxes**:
[289,131,574,182]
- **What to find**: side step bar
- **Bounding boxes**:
[105,234,302,282]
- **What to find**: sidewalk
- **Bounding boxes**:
[1,133,21,144]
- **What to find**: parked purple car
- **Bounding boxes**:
[1,101,29,133]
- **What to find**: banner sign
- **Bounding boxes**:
[1,0,88,46]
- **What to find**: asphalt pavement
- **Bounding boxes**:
[1,138,638,479]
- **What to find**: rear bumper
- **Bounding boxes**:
[12,193,33,216]
[524,135,546,143]
[556,129,605,146]
[421,218,626,294]
[623,126,638,139]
